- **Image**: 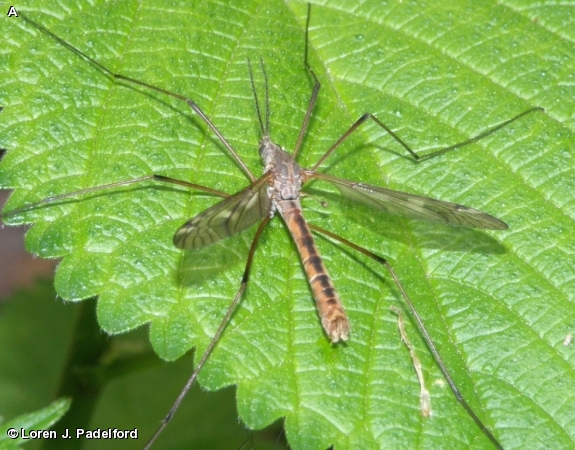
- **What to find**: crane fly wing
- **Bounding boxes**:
[174,174,272,250]
[311,172,507,230]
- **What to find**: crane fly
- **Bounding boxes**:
[4,5,543,450]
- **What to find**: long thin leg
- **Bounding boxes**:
[293,3,321,159]
[272,428,286,450]
[308,223,504,450]
[19,13,255,182]
[0,175,229,220]
[236,434,253,450]
[143,215,271,450]
[312,107,543,170]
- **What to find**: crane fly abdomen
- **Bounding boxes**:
[277,198,350,342]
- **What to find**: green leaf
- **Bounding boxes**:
[1,1,574,449]
[0,398,70,449]
[0,279,285,449]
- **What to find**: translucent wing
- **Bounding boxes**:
[174,174,272,250]
[311,172,507,230]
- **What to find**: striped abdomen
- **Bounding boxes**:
[276,198,350,342]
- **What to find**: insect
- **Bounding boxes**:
[2,3,556,450]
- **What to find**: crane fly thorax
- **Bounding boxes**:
[259,136,304,202]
